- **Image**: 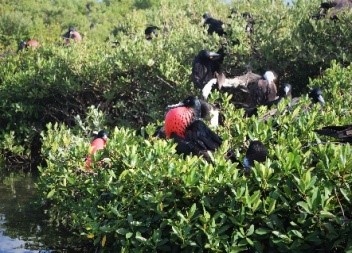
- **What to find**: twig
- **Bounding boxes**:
[156,75,175,89]
[301,141,349,149]
[334,188,347,222]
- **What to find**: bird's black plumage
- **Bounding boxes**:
[93,130,108,141]
[314,125,352,143]
[242,82,290,118]
[191,49,225,90]
[145,25,160,40]
[165,97,222,161]
[228,9,255,34]
[18,41,27,52]
[203,13,226,36]
[184,120,222,151]
[312,0,352,20]
[243,141,268,174]
[308,87,325,106]
[225,140,268,176]
[226,71,278,117]
[259,86,325,122]
[249,71,278,107]
[171,120,222,162]
[17,39,40,52]
[260,83,292,108]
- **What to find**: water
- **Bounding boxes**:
[0,171,92,253]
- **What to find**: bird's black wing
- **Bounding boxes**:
[314,125,352,143]
[170,133,197,156]
[206,18,226,36]
[185,120,222,151]
[192,59,212,89]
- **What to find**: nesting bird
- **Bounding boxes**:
[17,39,40,52]
[63,27,82,45]
[164,96,222,161]
[247,70,279,107]
[229,9,255,34]
[312,0,352,20]
[314,124,352,143]
[268,85,324,108]
[265,83,292,106]
[308,87,325,106]
[202,12,227,36]
[242,12,255,34]
[145,25,160,40]
[226,140,268,176]
[259,86,325,122]
[224,70,278,110]
[85,130,108,170]
[192,48,226,95]
[243,140,268,174]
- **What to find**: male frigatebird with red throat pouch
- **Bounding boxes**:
[85,130,108,170]
[164,96,222,162]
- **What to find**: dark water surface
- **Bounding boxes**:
[0,170,93,253]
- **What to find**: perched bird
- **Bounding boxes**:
[308,87,325,106]
[262,83,292,108]
[259,86,325,122]
[63,27,82,45]
[226,140,268,176]
[247,70,279,107]
[225,70,278,113]
[243,140,269,174]
[314,124,352,143]
[242,12,255,34]
[228,8,255,36]
[145,25,160,40]
[312,0,352,20]
[192,48,226,92]
[267,85,324,108]
[17,39,40,52]
[164,96,222,161]
[85,130,108,170]
[203,12,227,36]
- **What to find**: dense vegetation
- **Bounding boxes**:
[1,0,352,252]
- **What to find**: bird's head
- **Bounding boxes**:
[279,83,292,98]
[309,87,325,106]
[203,12,211,21]
[18,40,27,51]
[263,70,278,84]
[97,130,108,141]
[167,96,202,118]
[243,140,268,171]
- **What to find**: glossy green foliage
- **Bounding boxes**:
[37,62,352,252]
[0,0,352,251]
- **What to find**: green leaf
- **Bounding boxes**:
[290,230,303,239]
[255,228,270,235]
[340,188,351,203]
[136,232,147,242]
[320,211,335,219]
[47,189,55,199]
[247,225,254,236]
[297,201,311,214]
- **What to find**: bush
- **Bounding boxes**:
[37,61,352,252]
[0,0,352,251]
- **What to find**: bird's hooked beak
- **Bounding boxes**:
[202,13,210,24]
[167,101,185,109]
[317,95,325,106]
[208,52,220,59]
[284,85,290,95]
